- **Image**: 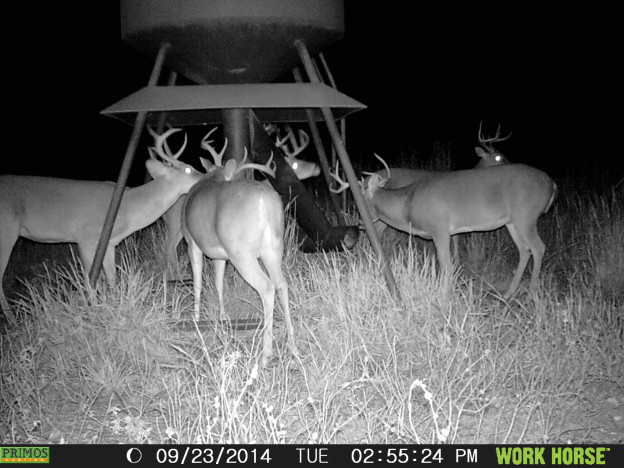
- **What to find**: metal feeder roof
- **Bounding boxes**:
[101,82,366,126]
[120,0,345,84]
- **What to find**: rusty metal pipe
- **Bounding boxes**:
[157,70,178,131]
[319,52,348,210]
[89,42,170,286]
[221,108,249,167]
[294,39,398,296]
[144,70,178,184]
[292,67,345,225]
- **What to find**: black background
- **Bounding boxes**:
[5,2,621,182]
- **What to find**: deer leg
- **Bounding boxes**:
[431,230,452,274]
[430,230,456,301]
[214,259,226,321]
[165,226,184,278]
[77,242,97,282]
[102,246,117,287]
[520,223,545,292]
[187,238,204,321]
[373,219,387,237]
[78,241,116,287]
[230,256,275,367]
[504,223,531,298]
[451,235,460,261]
[261,249,296,357]
[0,222,19,324]
[163,198,185,278]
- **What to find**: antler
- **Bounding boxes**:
[363,153,391,179]
[329,163,350,194]
[330,155,389,195]
[147,126,188,164]
[232,149,277,179]
[478,121,511,150]
[200,127,228,167]
[276,124,310,158]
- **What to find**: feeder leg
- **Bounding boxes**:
[293,67,345,225]
[294,39,398,297]
[144,70,178,183]
[89,43,170,286]
[221,108,249,166]
[318,52,349,212]
[157,71,178,130]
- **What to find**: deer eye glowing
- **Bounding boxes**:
[185,167,192,174]
[292,162,299,170]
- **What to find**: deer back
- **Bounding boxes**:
[0,175,119,242]
[370,168,434,190]
[368,164,556,236]
[182,177,285,259]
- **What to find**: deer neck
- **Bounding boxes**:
[119,178,185,231]
[370,188,412,228]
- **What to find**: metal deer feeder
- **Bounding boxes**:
[93,0,397,294]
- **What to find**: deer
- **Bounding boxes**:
[330,152,557,299]
[266,122,320,178]
[369,123,511,237]
[0,127,204,324]
[162,124,320,278]
[181,134,296,367]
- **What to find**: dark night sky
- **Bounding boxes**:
[6,2,621,182]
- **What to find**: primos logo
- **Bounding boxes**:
[0,447,50,463]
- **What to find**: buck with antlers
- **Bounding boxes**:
[0,127,203,324]
[331,151,557,299]
[266,122,320,178]
[163,124,319,277]
[368,123,511,238]
[372,122,510,194]
[182,134,296,367]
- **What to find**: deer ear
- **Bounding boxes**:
[374,174,389,189]
[199,157,215,172]
[367,174,386,190]
[145,159,166,179]
[223,159,237,181]
[475,147,487,158]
